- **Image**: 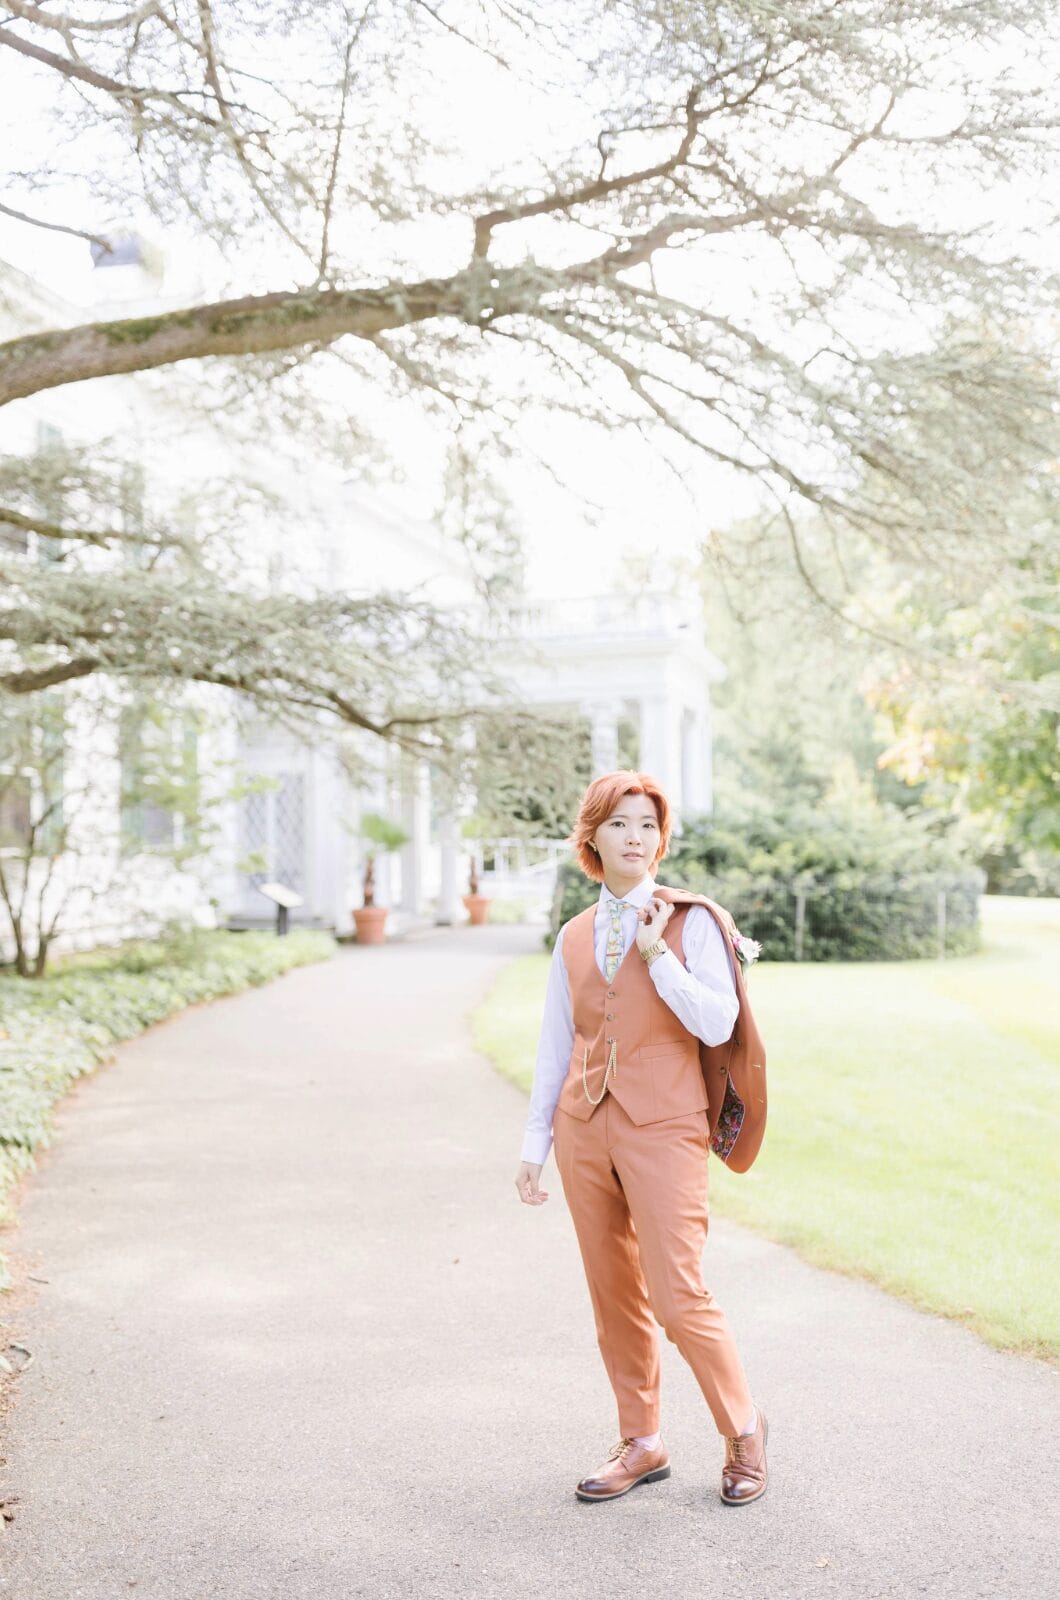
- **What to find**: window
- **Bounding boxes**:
[0,771,32,852]
[34,420,65,565]
[119,701,201,854]
[36,694,65,856]
[238,770,306,895]
[0,695,65,855]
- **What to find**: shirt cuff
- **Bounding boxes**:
[645,946,686,992]
[521,1130,554,1166]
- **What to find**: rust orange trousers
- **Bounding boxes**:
[552,1091,754,1438]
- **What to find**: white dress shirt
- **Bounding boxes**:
[520,873,739,1167]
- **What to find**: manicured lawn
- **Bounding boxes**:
[474,896,1060,1363]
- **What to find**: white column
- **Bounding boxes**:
[584,696,624,776]
[701,704,717,812]
[435,809,462,924]
[327,749,355,934]
[681,704,713,815]
[399,755,431,914]
[637,693,664,780]
[637,692,682,803]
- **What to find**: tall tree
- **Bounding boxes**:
[0,1,1057,751]
[0,4,1056,548]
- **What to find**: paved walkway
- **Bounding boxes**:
[0,925,1055,1599]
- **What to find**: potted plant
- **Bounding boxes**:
[460,813,492,926]
[353,811,409,944]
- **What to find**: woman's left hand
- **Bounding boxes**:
[635,896,673,953]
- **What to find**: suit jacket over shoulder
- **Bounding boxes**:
[652,883,767,1172]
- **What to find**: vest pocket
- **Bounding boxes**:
[638,1041,707,1122]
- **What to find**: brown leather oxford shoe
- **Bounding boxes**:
[575,1436,671,1501]
[720,1408,768,1504]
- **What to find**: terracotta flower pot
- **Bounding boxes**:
[462,893,491,926]
[352,905,388,945]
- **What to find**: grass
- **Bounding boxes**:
[473,896,1060,1363]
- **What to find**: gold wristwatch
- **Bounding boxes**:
[639,938,668,963]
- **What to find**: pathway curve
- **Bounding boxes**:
[0,925,1055,1599]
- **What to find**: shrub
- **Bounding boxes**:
[547,795,984,960]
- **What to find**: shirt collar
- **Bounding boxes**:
[598,872,656,911]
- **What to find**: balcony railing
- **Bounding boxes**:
[469,836,571,881]
[506,591,701,641]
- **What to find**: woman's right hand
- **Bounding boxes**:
[515,1161,549,1205]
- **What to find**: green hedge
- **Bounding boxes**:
[0,928,336,1287]
[547,796,984,960]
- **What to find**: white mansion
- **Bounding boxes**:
[0,245,725,951]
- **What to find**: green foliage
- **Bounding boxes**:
[667,787,975,881]
[359,811,409,852]
[978,840,1060,898]
[1,441,507,779]
[698,466,1059,894]
[458,704,593,842]
[118,692,206,860]
[0,927,335,1287]
[548,859,599,945]
[460,810,491,840]
[547,791,984,960]
[867,592,1060,857]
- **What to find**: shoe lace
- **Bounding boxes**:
[607,1436,636,1462]
[725,1434,747,1467]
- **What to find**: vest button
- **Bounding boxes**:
[606,1012,615,1020]
[606,989,615,997]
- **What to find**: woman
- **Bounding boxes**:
[514,768,769,1505]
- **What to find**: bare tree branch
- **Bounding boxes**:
[0,18,222,128]
[0,506,186,550]
[194,0,316,270]
[0,0,1055,655]
[0,269,500,405]
[316,6,364,285]
[0,657,99,692]
[472,83,704,259]
[0,1,164,34]
[409,0,511,71]
[0,199,110,250]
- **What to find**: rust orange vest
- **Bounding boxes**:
[556,884,768,1171]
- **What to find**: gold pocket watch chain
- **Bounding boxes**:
[582,1037,618,1106]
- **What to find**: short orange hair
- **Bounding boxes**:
[569,769,673,883]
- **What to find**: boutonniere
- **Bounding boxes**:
[731,928,762,980]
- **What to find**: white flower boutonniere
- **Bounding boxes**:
[731,929,762,981]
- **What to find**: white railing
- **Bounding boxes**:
[464,837,570,919]
[508,591,701,641]
[469,836,570,881]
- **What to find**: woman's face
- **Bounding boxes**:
[592,793,661,884]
